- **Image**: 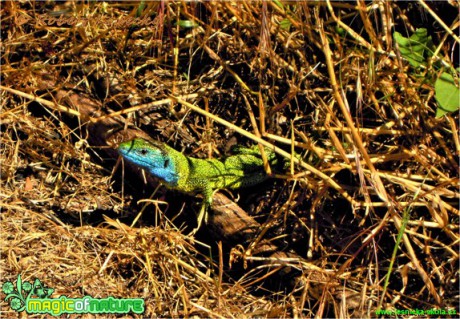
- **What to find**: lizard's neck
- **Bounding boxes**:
[157,144,189,187]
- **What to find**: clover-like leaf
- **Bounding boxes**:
[435,69,460,117]
[44,287,54,298]
[35,288,47,298]
[22,281,32,292]
[31,279,44,297]
[394,28,434,68]
[32,278,42,288]
[2,282,14,294]
[10,297,24,311]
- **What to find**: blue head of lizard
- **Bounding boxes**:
[118,138,179,186]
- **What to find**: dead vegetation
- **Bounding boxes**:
[1,1,459,318]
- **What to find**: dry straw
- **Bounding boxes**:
[1,1,458,317]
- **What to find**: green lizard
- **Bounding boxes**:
[118,138,285,233]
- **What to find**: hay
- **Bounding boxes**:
[1,1,458,317]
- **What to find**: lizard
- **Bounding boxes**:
[118,138,288,233]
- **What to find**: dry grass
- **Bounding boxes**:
[1,1,459,318]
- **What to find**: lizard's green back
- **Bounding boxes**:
[184,152,269,191]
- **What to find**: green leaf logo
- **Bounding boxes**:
[2,275,55,313]
[2,275,27,312]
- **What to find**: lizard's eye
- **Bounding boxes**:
[139,149,148,156]
[164,158,169,168]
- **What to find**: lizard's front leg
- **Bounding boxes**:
[190,184,214,235]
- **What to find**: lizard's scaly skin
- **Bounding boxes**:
[118,138,281,232]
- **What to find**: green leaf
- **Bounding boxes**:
[136,1,146,18]
[16,275,22,297]
[435,108,448,118]
[280,18,291,31]
[335,25,346,37]
[273,0,284,10]
[393,28,434,68]
[435,70,460,117]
